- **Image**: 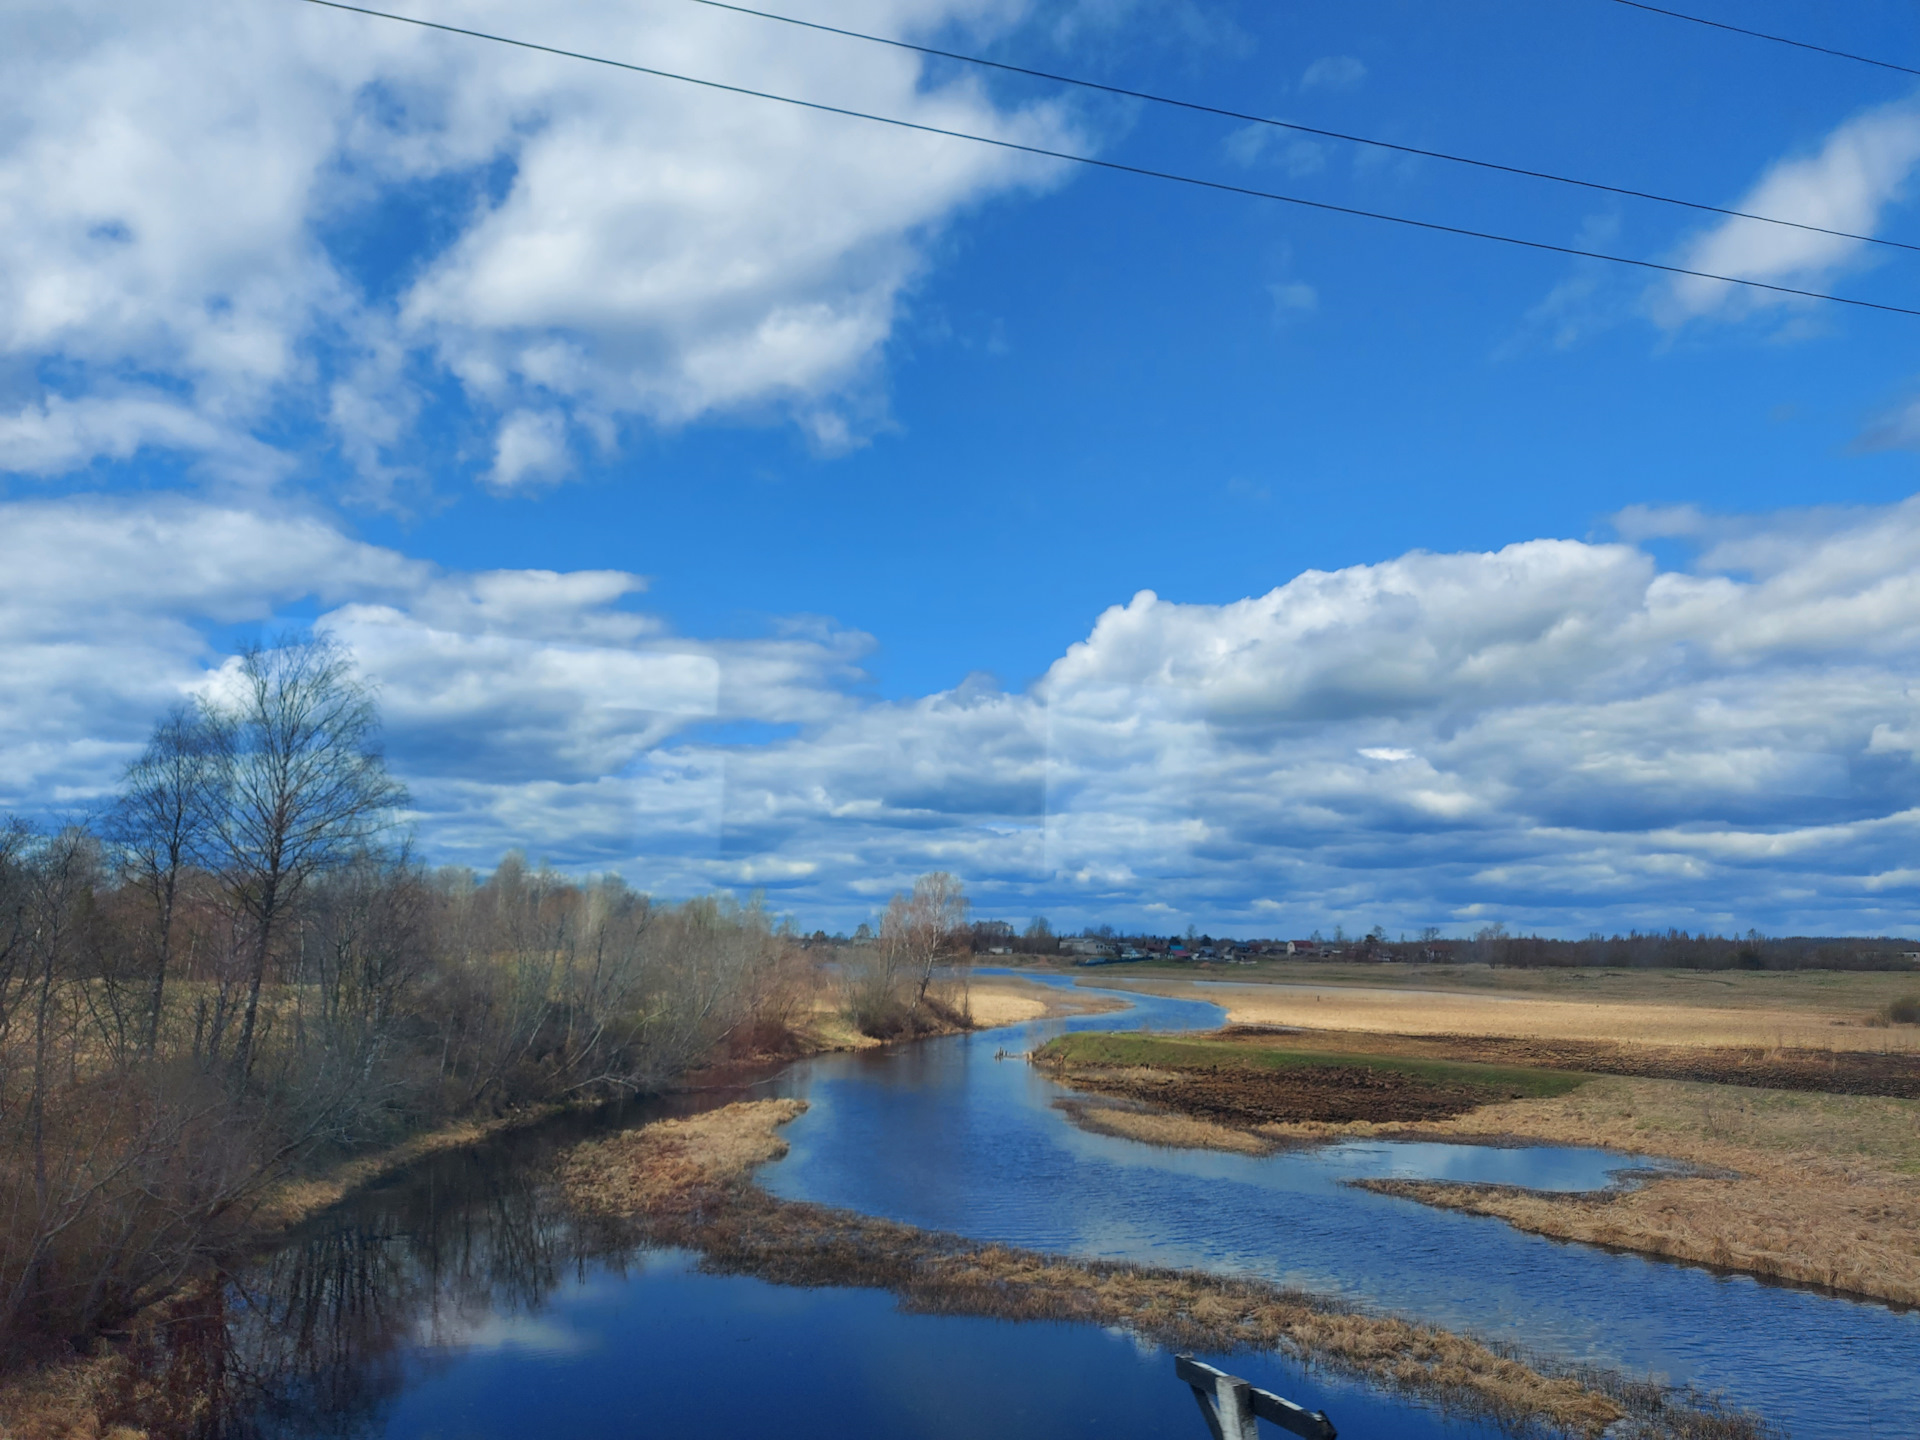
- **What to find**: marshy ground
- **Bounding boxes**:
[1031,967,1920,1308]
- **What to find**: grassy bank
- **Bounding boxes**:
[1041,1033,1589,1097]
[558,1100,1770,1440]
[1038,1027,1920,1307]
[1032,1032,1589,1130]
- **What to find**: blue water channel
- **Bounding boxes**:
[755,973,1920,1438]
[212,972,1919,1440]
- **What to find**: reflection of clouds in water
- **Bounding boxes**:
[1323,1141,1649,1192]
[421,1308,598,1357]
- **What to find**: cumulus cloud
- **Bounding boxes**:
[625,499,1920,932]
[1658,98,1920,325]
[0,493,866,868]
[488,408,572,492]
[10,492,1920,934]
[0,0,1076,485]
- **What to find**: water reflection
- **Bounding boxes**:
[158,1100,1509,1440]
[167,1120,622,1439]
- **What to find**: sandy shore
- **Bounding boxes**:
[967,973,1130,1027]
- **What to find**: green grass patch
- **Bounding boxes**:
[1038,1031,1590,1099]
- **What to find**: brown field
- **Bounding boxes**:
[1085,970,1920,1052]
[561,1100,1770,1440]
[1059,960,1920,1012]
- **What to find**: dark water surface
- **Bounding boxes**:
[204,973,1917,1439]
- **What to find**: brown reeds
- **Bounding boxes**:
[1051,1096,1282,1154]
[1348,1077,1920,1308]
[561,1101,1775,1440]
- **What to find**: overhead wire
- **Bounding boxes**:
[294,0,1920,320]
[675,0,1920,255]
[1604,0,1920,79]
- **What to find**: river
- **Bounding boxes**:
[182,973,1917,1439]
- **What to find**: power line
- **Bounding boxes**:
[677,0,1919,255]
[295,0,1920,319]
[1605,0,1920,79]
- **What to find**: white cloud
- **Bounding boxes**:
[1299,56,1366,93]
[0,0,1077,485]
[1659,98,1920,325]
[489,408,572,492]
[11,491,1920,934]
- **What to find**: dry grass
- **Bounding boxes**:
[562,1099,811,1216]
[967,974,1128,1028]
[0,1350,144,1440]
[1350,1078,1920,1307]
[1096,976,1920,1052]
[790,998,888,1053]
[1070,961,1920,1013]
[1052,1096,1281,1154]
[560,1101,1771,1440]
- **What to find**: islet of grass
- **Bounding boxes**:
[1037,1032,1591,1100]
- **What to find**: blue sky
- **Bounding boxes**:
[6,0,1920,935]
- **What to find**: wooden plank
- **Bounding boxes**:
[1249,1386,1338,1440]
[1174,1355,1336,1440]
[1174,1356,1258,1440]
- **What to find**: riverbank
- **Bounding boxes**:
[0,1102,579,1440]
[0,973,1085,1440]
[1037,1031,1920,1307]
[557,1099,1770,1440]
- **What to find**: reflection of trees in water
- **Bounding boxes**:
[141,1129,647,1440]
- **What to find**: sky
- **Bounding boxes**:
[6,0,1920,937]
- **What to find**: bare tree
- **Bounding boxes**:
[201,637,407,1085]
[881,871,970,1022]
[109,704,216,1053]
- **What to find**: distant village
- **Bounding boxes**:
[803,918,1445,964]
[801,919,1920,972]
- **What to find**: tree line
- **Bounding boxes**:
[0,638,813,1362]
